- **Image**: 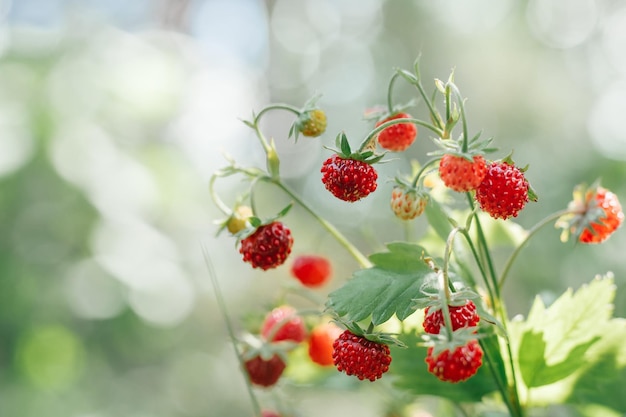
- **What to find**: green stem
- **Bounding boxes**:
[386,72,401,113]
[358,117,444,152]
[479,338,517,417]
[449,83,469,153]
[254,103,301,124]
[440,226,463,340]
[407,68,443,130]
[209,173,232,216]
[459,228,496,310]
[465,193,524,417]
[498,209,570,288]
[410,157,441,188]
[271,180,373,269]
[202,246,262,417]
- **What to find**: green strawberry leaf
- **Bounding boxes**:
[518,330,600,387]
[391,331,499,402]
[566,319,626,412]
[510,274,626,412]
[326,243,436,325]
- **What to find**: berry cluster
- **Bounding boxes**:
[242,302,342,390]
[422,300,483,382]
[209,58,624,417]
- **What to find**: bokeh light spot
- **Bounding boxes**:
[526,0,598,49]
[16,325,85,391]
[588,80,626,160]
[64,259,126,320]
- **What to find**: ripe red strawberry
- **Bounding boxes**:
[332,330,392,381]
[239,221,293,270]
[425,339,483,383]
[475,161,529,219]
[390,186,427,220]
[321,155,378,202]
[261,305,306,344]
[308,323,343,366]
[423,300,479,334]
[578,187,623,244]
[244,353,287,387]
[291,255,332,288]
[298,109,327,137]
[261,411,281,417]
[375,112,417,152]
[439,154,487,192]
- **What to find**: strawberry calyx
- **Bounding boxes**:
[326,132,386,165]
[240,332,292,363]
[233,203,293,243]
[334,319,406,348]
[429,130,496,162]
[421,326,482,357]
[556,181,624,243]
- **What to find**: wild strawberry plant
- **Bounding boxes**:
[208,58,625,417]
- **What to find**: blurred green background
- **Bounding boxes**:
[1,0,625,416]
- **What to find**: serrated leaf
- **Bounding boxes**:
[391,332,499,402]
[327,243,436,325]
[368,242,430,273]
[519,330,600,387]
[510,275,624,407]
[566,319,626,412]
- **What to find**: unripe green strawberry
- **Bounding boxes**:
[332,330,392,381]
[426,339,483,383]
[297,109,327,137]
[475,161,529,220]
[321,155,378,202]
[239,221,293,270]
[390,186,427,220]
[439,154,487,192]
[226,205,253,234]
[375,112,417,152]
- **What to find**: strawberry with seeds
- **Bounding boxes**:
[321,132,384,202]
[261,305,307,344]
[476,159,534,220]
[240,221,293,270]
[375,112,417,152]
[426,339,483,383]
[332,329,392,381]
[423,300,480,335]
[439,154,487,192]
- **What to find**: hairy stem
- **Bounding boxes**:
[358,117,444,152]
[272,180,373,269]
